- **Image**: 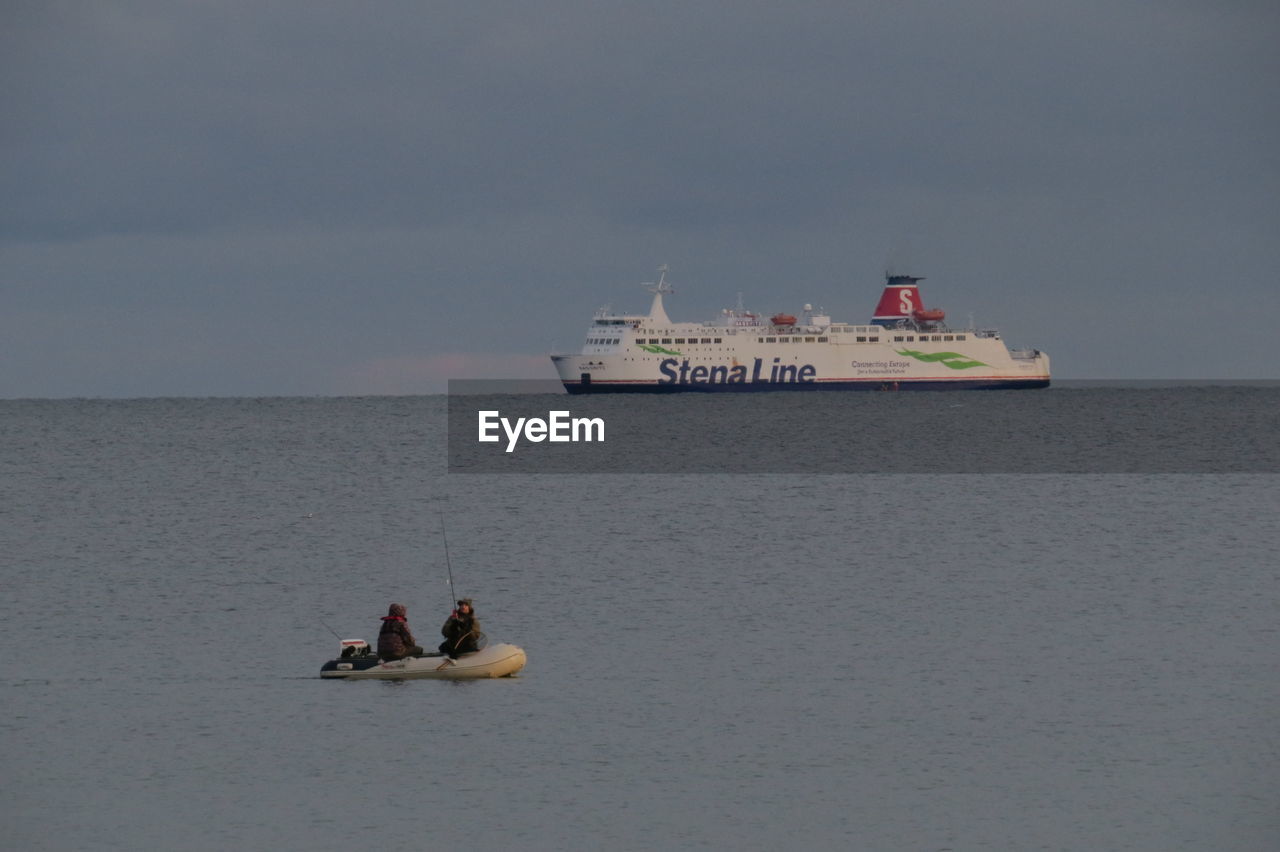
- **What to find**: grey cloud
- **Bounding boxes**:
[1,1,1277,394]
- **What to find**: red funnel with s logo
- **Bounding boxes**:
[872,275,927,326]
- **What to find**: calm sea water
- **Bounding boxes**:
[2,392,1277,851]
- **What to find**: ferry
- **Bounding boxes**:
[550,267,1050,393]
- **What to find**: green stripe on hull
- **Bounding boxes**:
[895,349,988,370]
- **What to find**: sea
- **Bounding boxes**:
[2,387,1277,851]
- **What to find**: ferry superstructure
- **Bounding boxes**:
[550,267,1049,393]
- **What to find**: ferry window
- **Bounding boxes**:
[805,337,815,343]
[714,338,722,343]
[661,338,672,344]
[856,336,866,342]
[894,336,904,342]
[905,336,914,342]
[956,335,966,341]
[817,336,828,343]
[674,338,685,344]
[765,337,776,343]
[932,335,942,341]
[701,338,711,344]
[944,335,954,341]
[869,337,879,342]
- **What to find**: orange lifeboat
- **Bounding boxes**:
[770,313,797,326]
[913,308,945,323]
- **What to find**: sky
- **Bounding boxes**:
[2,0,1277,397]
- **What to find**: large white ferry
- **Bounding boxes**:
[550,267,1050,393]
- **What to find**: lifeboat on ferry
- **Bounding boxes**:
[912,308,946,323]
[770,313,797,326]
[319,639,526,680]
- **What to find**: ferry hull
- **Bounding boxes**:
[560,377,1050,394]
[552,347,1050,394]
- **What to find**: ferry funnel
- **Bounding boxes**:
[871,274,926,327]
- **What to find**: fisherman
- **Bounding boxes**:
[377,603,424,661]
[438,598,481,662]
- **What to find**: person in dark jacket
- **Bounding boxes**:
[377,603,424,661]
[438,598,481,660]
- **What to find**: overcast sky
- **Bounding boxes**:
[2,1,1277,397]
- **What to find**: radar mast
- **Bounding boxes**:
[645,264,674,325]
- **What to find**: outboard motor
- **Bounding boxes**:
[338,639,371,659]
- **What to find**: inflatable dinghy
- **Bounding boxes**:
[319,639,526,680]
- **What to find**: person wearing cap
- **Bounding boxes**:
[376,602,424,661]
[438,598,481,660]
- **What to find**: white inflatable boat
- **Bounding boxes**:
[319,639,527,680]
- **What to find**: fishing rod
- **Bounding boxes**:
[439,511,458,609]
[319,617,342,640]
[437,512,488,652]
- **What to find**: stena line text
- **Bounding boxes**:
[658,357,817,385]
